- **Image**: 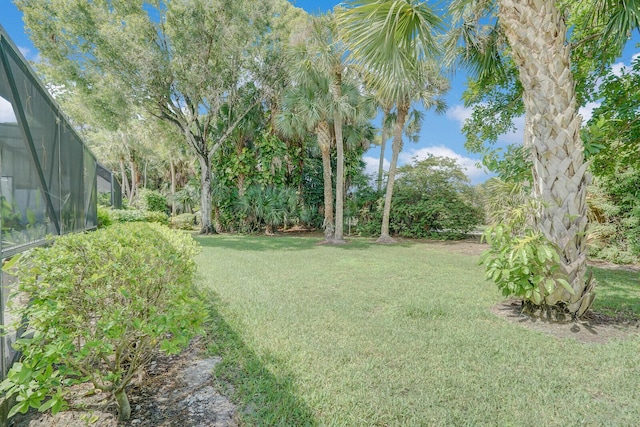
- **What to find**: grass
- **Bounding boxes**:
[195,235,640,426]
[590,267,640,318]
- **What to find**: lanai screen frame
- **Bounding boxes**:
[0,24,119,383]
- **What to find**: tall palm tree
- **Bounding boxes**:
[337,0,449,243]
[277,73,337,240]
[448,0,640,317]
[288,14,354,243]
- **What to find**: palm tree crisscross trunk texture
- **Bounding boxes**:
[498,0,595,316]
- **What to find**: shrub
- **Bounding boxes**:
[0,223,206,420]
[170,213,197,230]
[481,224,573,307]
[355,156,482,239]
[136,189,169,214]
[97,205,112,228]
[106,208,169,225]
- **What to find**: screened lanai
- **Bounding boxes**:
[0,24,119,383]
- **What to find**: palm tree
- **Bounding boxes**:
[277,73,337,240]
[337,0,449,244]
[289,14,354,243]
[447,0,640,317]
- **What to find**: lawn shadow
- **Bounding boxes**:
[199,288,318,426]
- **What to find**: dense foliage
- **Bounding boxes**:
[357,156,482,239]
[0,223,206,420]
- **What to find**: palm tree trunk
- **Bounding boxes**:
[377,102,407,244]
[331,76,346,244]
[317,121,334,240]
[377,105,391,192]
[499,0,595,317]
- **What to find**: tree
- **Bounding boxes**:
[287,14,358,243]
[391,155,482,238]
[17,0,286,234]
[338,0,449,244]
[448,0,640,317]
[278,72,337,240]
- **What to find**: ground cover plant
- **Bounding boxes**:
[197,234,640,426]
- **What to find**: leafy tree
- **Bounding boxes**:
[16,0,290,234]
[391,156,482,238]
[584,56,640,178]
[356,156,482,239]
[338,0,449,244]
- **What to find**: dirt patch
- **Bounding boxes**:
[492,299,640,344]
[10,338,237,427]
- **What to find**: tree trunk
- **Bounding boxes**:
[377,105,391,192]
[499,0,595,317]
[129,159,138,205]
[119,157,130,203]
[331,75,346,244]
[198,156,215,234]
[377,102,407,244]
[114,388,131,421]
[317,121,334,240]
[170,158,177,216]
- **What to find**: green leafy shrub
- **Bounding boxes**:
[106,208,169,225]
[235,185,301,234]
[170,213,196,230]
[0,223,206,420]
[136,189,168,214]
[355,156,482,239]
[97,192,112,207]
[481,224,573,306]
[97,205,112,228]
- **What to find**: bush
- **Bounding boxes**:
[481,224,573,307]
[170,213,197,230]
[136,189,168,214]
[97,205,112,228]
[106,207,169,225]
[355,156,482,239]
[0,223,206,420]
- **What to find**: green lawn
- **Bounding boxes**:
[195,235,640,426]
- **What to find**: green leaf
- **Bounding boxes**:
[38,397,58,412]
[2,254,22,272]
[8,400,30,418]
[557,279,575,295]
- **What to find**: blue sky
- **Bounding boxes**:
[1,0,639,184]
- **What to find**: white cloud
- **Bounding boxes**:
[579,102,600,123]
[610,61,627,77]
[446,104,474,127]
[398,145,488,184]
[448,103,525,146]
[17,45,31,58]
[496,115,525,145]
[363,155,388,178]
[0,97,17,123]
[17,45,40,63]
[609,52,640,77]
